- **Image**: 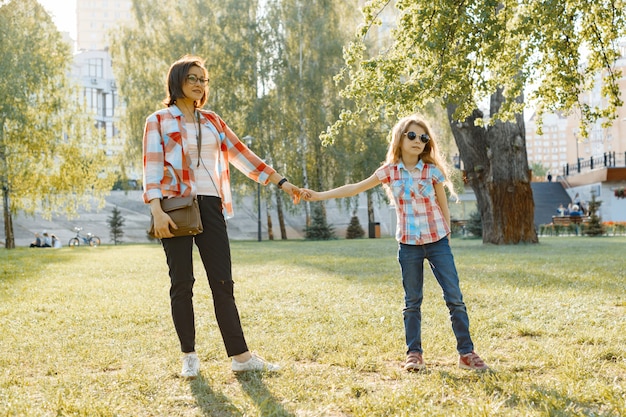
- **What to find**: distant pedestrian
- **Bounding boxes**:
[41,231,52,247]
[29,233,42,248]
[301,113,489,372]
[547,172,552,182]
[51,234,62,248]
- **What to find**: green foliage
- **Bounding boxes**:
[345,212,365,239]
[109,0,363,228]
[107,206,125,245]
[304,202,335,240]
[326,0,626,141]
[530,162,549,179]
[465,210,483,238]
[0,0,113,224]
[584,194,604,236]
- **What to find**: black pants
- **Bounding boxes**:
[161,196,248,357]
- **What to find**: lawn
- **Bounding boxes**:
[0,237,624,416]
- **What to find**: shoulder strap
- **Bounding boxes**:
[195,110,201,167]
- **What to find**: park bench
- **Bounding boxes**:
[540,215,591,236]
[451,219,468,235]
[551,215,589,227]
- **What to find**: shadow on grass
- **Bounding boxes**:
[189,373,241,417]
[236,372,296,417]
[0,247,84,284]
[513,383,613,416]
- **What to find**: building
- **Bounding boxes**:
[526,41,626,180]
[71,49,123,157]
[524,40,626,222]
[70,0,136,179]
[76,0,132,51]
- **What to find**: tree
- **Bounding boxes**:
[583,194,604,236]
[261,0,361,228]
[324,0,626,244]
[346,211,365,239]
[0,0,113,248]
[110,0,362,238]
[108,206,125,245]
[304,202,335,240]
[529,162,549,180]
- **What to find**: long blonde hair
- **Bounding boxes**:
[386,114,456,197]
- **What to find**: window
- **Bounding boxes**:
[84,88,98,113]
[104,92,114,117]
[88,58,104,78]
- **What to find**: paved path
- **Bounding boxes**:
[3,191,392,247]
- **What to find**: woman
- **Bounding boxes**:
[143,55,300,378]
[301,114,488,372]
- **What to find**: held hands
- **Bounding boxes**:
[299,188,321,201]
[280,182,302,204]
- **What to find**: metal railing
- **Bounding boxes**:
[562,151,626,177]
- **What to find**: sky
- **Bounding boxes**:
[37,0,77,40]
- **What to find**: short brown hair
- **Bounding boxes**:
[162,55,208,108]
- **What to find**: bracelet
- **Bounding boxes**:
[277,178,288,189]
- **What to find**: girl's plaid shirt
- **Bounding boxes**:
[142,105,276,219]
[375,160,450,245]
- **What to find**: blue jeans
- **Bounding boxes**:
[398,237,474,355]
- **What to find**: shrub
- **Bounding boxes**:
[304,203,336,240]
[346,213,365,239]
[108,206,125,245]
[583,194,604,237]
[465,210,483,238]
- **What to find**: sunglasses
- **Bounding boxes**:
[404,131,430,143]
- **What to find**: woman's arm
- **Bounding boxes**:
[142,114,166,203]
[267,172,301,204]
[302,173,381,201]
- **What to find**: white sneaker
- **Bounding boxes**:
[181,352,199,378]
[231,353,280,373]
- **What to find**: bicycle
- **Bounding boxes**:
[68,227,101,247]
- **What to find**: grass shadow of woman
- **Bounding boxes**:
[236,371,296,417]
[189,373,241,417]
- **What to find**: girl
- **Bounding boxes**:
[143,55,300,378]
[301,114,488,371]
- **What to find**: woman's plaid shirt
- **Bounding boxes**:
[142,105,275,218]
[375,160,450,245]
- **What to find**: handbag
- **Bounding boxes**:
[148,196,203,238]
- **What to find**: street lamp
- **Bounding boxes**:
[242,135,262,242]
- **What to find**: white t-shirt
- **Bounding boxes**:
[186,121,220,197]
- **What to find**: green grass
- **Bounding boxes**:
[1,237,625,416]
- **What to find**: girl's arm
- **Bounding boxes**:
[302,173,381,201]
[434,182,451,228]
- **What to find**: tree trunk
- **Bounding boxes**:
[447,91,538,244]
[3,185,15,249]
[266,205,274,240]
[274,187,288,240]
[367,191,375,224]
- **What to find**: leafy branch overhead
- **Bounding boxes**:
[324,0,626,143]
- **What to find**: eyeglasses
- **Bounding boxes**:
[186,74,210,86]
[404,131,430,143]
